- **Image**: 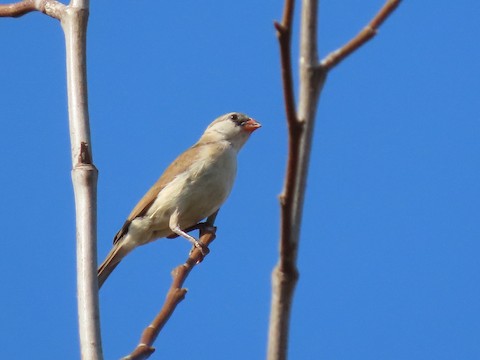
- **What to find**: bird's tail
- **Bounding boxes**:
[97,242,132,289]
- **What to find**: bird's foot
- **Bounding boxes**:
[190,240,209,256]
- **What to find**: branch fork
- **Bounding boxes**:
[268,1,401,360]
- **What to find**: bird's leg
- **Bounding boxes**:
[166,223,202,239]
[169,211,207,255]
[171,225,207,255]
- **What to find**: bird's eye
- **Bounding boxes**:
[229,113,246,126]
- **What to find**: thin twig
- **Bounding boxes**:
[320,0,401,70]
[273,0,297,127]
[274,0,304,256]
[0,0,65,19]
[123,211,219,360]
[0,0,35,17]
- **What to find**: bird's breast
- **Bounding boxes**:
[147,144,237,229]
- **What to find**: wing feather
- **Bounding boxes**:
[113,143,204,244]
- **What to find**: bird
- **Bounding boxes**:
[97,112,261,288]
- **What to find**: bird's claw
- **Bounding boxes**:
[190,241,209,257]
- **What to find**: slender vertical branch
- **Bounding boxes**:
[2,0,101,358]
[295,0,326,211]
[61,1,103,359]
[269,1,325,359]
[273,0,297,126]
[269,1,401,359]
[268,1,300,359]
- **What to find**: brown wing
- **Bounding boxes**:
[113,143,204,244]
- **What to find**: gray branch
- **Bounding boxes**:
[1,0,103,358]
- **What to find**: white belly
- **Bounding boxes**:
[146,145,237,232]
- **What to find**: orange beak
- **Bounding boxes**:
[244,118,262,133]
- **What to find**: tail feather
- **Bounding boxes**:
[97,242,132,289]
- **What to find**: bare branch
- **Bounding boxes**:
[0,0,65,19]
[321,0,401,71]
[2,0,99,357]
[274,0,305,261]
[123,212,219,360]
[269,0,304,358]
[61,3,102,359]
[274,0,297,128]
[268,1,401,360]
[0,0,35,17]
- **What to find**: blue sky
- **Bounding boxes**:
[1,1,479,359]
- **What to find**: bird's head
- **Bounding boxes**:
[202,112,261,151]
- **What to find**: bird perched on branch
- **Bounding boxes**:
[98,112,261,288]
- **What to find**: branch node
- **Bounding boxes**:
[364,25,377,36]
[40,0,65,20]
[78,142,92,164]
[273,21,285,33]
